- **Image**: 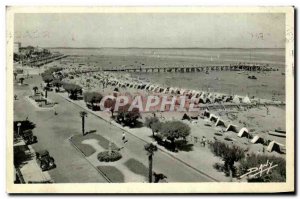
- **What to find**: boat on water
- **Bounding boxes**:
[248,75,257,80]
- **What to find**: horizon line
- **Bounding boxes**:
[44,47,285,50]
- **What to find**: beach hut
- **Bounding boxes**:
[148,85,155,91]
[199,97,207,104]
[187,90,193,95]
[154,86,160,92]
[163,88,168,94]
[145,85,150,90]
[251,135,264,144]
[226,124,239,133]
[209,114,218,123]
[242,96,251,104]
[238,127,249,138]
[267,141,283,153]
[206,97,214,104]
[200,92,207,99]
[215,118,226,127]
[223,96,233,102]
[194,92,201,98]
[174,88,181,95]
[204,110,210,118]
[180,89,186,95]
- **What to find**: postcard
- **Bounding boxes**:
[6,6,294,193]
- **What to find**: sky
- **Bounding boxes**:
[14,13,285,48]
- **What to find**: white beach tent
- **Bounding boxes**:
[251,135,264,144]
[232,95,241,104]
[204,110,210,118]
[180,89,186,95]
[215,118,226,127]
[267,141,284,153]
[226,124,239,133]
[209,114,218,123]
[242,96,251,104]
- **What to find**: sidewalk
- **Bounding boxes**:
[57,92,229,182]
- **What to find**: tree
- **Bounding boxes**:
[210,141,245,180]
[116,104,140,127]
[145,117,160,137]
[13,72,17,80]
[63,83,82,100]
[32,86,38,95]
[79,111,88,136]
[19,77,25,85]
[144,142,158,183]
[159,121,191,152]
[104,98,116,118]
[42,74,54,87]
[52,79,63,92]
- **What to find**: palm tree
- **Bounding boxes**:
[80,111,88,136]
[144,142,158,183]
[32,86,38,95]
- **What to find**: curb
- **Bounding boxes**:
[25,96,56,111]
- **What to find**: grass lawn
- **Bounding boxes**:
[124,158,148,177]
[97,166,124,183]
[71,133,119,157]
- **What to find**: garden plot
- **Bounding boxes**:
[70,133,148,182]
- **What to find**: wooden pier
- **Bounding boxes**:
[103,64,276,73]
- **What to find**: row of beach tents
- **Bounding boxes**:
[203,110,285,153]
[103,77,253,105]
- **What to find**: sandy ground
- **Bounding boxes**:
[56,62,286,149]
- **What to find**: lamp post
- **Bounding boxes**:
[144,141,158,183]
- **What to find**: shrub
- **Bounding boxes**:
[116,104,140,127]
[210,141,245,176]
[63,83,82,100]
[155,121,191,152]
[238,153,286,182]
[144,117,160,136]
[97,150,122,162]
[84,92,103,110]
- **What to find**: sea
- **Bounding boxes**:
[50,48,286,101]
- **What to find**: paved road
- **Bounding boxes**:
[14,75,214,182]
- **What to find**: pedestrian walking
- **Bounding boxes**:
[201,136,206,147]
[122,132,127,143]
